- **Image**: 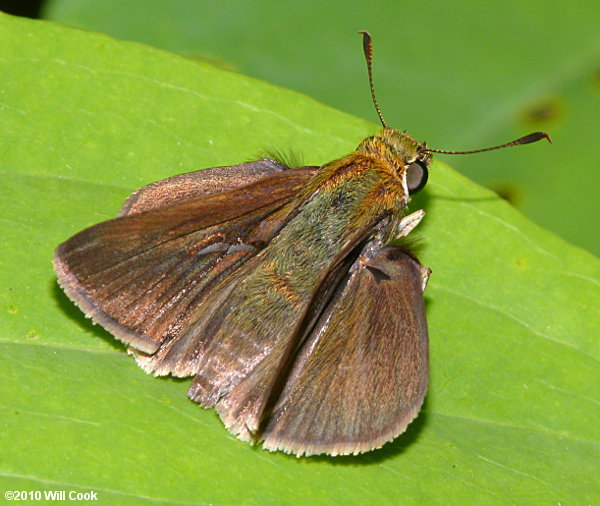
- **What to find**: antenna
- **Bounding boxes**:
[359,30,387,129]
[357,31,551,155]
[423,132,551,155]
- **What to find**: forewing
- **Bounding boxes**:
[120,159,289,216]
[260,244,430,456]
[54,166,317,354]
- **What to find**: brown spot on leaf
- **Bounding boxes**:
[520,96,563,126]
[487,182,524,208]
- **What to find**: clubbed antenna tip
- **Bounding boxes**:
[424,131,552,155]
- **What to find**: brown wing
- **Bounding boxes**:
[54,166,317,354]
[136,198,389,418]
[119,159,289,216]
[147,157,416,440]
[254,244,430,456]
[211,249,360,440]
[133,165,405,423]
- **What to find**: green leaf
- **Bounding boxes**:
[42,0,600,255]
[1,13,598,505]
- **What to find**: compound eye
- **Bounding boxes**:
[406,161,428,194]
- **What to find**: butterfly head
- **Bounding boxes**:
[357,128,431,195]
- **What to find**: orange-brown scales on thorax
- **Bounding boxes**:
[297,129,431,235]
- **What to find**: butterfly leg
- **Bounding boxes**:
[396,209,425,237]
